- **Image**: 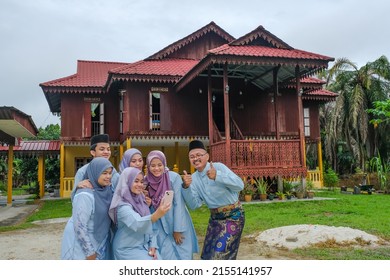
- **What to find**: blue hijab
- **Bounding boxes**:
[119,148,142,173]
[83,157,113,244]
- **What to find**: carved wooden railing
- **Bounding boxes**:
[210,139,307,178]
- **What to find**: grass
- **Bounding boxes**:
[2,190,390,259]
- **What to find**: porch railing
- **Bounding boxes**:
[62,177,74,198]
[210,139,306,177]
[307,168,322,188]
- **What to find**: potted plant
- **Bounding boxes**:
[306,178,315,199]
[283,180,294,194]
[275,191,285,200]
[294,182,305,199]
[255,177,268,201]
[285,191,293,200]
[242,181,255,202]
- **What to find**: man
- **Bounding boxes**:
[181,140,245,260]
[71,134,119,200]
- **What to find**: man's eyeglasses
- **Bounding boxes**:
[189,152,207,160]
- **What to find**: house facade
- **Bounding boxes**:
[40,22,336,197]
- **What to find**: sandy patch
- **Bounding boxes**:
[0,221,387,260]
[256,224,385,249]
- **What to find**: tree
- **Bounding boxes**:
[22,124,61,186]
[35,124,61,140]
[367,99,390,126]
[322,56,390,173]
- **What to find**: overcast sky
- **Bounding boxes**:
[1,0,389,129]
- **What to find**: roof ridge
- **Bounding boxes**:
[147,21,235,59]
[77,59,129,65]
[230,25,292,49]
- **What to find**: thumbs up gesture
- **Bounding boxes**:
[206,162,216,180]
[182,170,192,188]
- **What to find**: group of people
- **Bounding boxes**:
[61,134,245,260]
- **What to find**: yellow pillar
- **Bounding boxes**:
[126,138,131,150]
[119,142,124,161]
[174,141,179,172]
[38,154,45,198]
[60,143,65,197]
[317,140,324,187]
[7,145,14,205]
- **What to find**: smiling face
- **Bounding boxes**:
[188,148,209,172]
[91,143,111,159]
[97,167,113,187]
[149,158,165,177]
[130,173,145,195]
[129,153,144,170]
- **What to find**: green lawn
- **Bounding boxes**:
[4,190,390,259]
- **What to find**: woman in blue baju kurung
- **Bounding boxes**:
[61,157,114,260]
[109,167,171,260]
[145,151,199,260]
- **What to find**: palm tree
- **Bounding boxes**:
[322,56,390,173]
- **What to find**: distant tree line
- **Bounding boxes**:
[320,55,390,176]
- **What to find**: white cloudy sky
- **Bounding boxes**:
[1,0,389,129]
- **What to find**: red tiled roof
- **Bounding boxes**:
[300,77,326,84]
[109,59,199,83]
[40,60,129,89]
[0,140,60,152]
[283,77,326,90]
[302,89,338,101]
[209,45,333,61]
[305,89,338,97]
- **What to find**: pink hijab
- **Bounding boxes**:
[145,150,171,209]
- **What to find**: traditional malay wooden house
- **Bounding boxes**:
[40,22,337,197]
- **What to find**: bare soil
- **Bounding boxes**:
[1,220,386,260]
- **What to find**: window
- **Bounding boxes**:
[75,158,92,174]
[119,93,124,134]
[303,108,310,136]
[149,92,160,130]
[91,103,104,136]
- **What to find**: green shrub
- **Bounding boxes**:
[323,167,339,190]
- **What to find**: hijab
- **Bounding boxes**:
[109,167,150,224]
[145,150,171,209]
[82,157,113,244]
[119,148,142,173]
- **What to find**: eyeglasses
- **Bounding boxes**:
[189,152,207,160]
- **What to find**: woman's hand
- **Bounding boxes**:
[151,202,171,222]
[86,252,97,260]
[148,247,158,260]
[173,232,184,245]
[77,179,92,189]
[143,190,152,207]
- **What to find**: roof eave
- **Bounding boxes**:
[174,54,332,92]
